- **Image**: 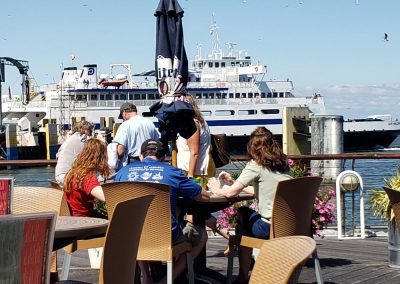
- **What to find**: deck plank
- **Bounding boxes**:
[58,236,400,283]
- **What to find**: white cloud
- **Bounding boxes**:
[297,84,400,119]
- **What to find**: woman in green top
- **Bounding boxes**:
[207,126,292,283]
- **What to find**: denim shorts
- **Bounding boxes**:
[238,207,270,240]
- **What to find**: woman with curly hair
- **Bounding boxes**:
[207,126,292,283]
[63,138,110,217]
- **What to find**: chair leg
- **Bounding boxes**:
[167,261,173,284]
[312,250,324,284]
[226,250,235,284]
[60,252,72,280]
[186,251,194,284]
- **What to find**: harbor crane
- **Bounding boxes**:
[0,57,30,126]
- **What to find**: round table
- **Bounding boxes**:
[53,216,109,251]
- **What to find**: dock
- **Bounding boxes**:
[57,235,400,284]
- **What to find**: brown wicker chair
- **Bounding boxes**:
[0,212,56,284]
[102,181,195,284]
[57,195,154,284]
[227,176,323,284]
[384,186,400,229]
[12,186,64,280]
[249,236,316,284]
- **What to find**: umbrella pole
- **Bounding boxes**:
[171,137,177,167]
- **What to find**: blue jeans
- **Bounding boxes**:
[238,207,270,239]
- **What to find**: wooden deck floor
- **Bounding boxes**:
[59,236,400,283]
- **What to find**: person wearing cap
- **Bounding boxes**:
[114,139,210,284]
[113,102,159,163]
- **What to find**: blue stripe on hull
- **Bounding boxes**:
[206,119,282,126]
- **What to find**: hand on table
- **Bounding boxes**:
[218,171,235,185]
[207,177,224,196]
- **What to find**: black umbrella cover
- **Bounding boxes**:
[155,0,188,96]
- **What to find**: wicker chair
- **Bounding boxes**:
[249,236,316,284]
[102,181,195,284]
[0,212,56,284]
[227,176,323,284]
[12,186,64,279]
[57,195,154,284]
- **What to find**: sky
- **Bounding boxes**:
[1,0,399,119]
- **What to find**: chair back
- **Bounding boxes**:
[384,186,400,229]
[99,195,154,284]
[0,212,56,284]
[271,177,323,238]
[249,236,316,284]
[12,186,64,215]
[102,181,173,261]
[0,178,13,214]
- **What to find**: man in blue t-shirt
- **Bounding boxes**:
[115,139,210,283]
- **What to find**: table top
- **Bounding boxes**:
[55,216,109,239]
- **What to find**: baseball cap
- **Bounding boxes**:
[141,139,165,157]
[118,102,137,119]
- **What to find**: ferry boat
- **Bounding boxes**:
[1,23,399,153]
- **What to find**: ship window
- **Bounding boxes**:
[134,94,141,100]
[261,109,279,114]
[203,93,209,99]
[255,93,260,98]
[141,94,146,100]
[221,62,225,68]
[120,94,127,100]
[273,92,278,98]
[155,93,160,99]
[209,93,214,99]
[241,93,246,98]
[267,93,271,98]
[208,62,213,68]
[235,93,240,98]
[236,61,240,66]
[231,62,235,67]
[90,94,98,100]
[115,94,119,100]
[76,95,83,101]
[196,78,200,82]
[248,93,253,98]
[279,92,284,98]
[215,110,234,116]
[229,93,234,98]
[215,62,220,68]
[201,111,212,116]
[199,62,203,68]
[196,93,202,99]
[148,93,155,100]
[106,94,112,100]
[100,94,105,100]
[260,93,266,98]
[222,93,227,99]
[239,110,257,115]
[129,94,134,100]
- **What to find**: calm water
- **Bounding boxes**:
[1,150,399,229]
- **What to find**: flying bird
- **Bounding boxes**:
[384,33,389,42]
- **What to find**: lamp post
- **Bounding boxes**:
[336,170,365,239]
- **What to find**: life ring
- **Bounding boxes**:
[254,66,258,72]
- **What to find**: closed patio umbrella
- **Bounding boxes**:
[154,0,195,166]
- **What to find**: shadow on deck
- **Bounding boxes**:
[58,236,400,284]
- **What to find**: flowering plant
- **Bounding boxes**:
[288,159,336,238]
[216,199,257,232]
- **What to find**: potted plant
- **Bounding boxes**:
[369,166,400,267]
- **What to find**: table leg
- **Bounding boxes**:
[192,212,226,283]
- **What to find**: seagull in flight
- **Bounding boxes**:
[384,33,389,42]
